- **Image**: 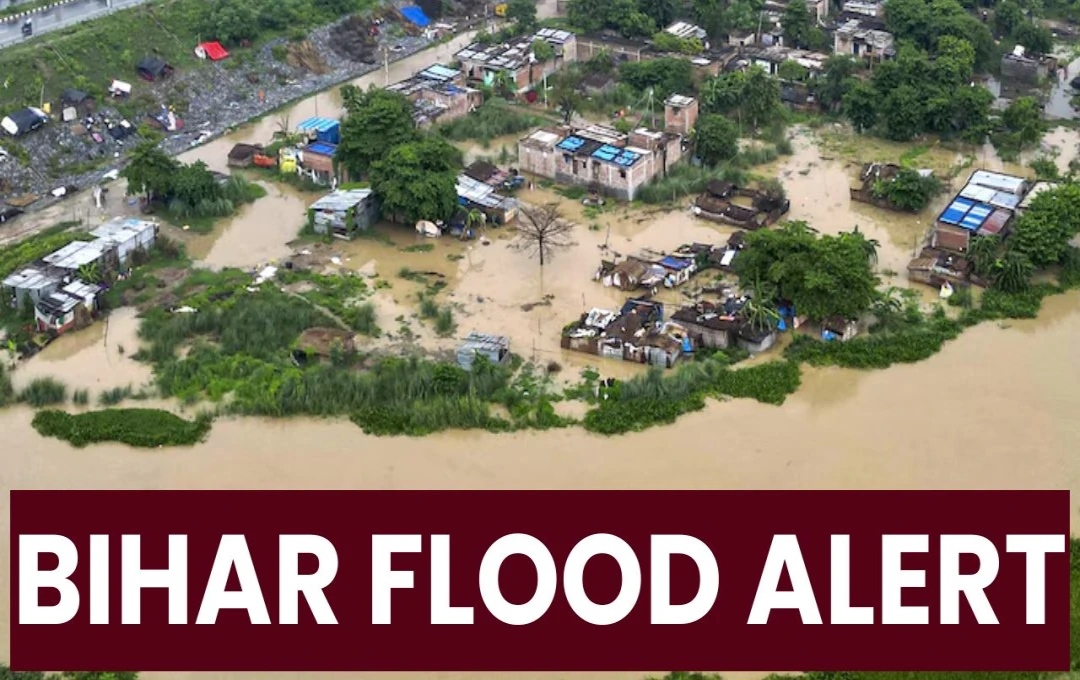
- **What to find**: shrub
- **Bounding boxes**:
[99,385,134,406]
[73,389,90,406]
[437,101,548,144]
[19,378,68,407]
[32,408,212,448]
[0,364,15,407]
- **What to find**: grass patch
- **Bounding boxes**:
[278,270,378,335]
[32,408,212,448]
[437,100,551,146]
[98,385,134,406]
[0,221,87,280]
[0,364,15,407]
[637,164,748,205]
[73,389,90,406]
[583,359,801,435]
[19,378,67,407]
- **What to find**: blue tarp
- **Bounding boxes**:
[297,116,340,144]
[400,5,431,27]
[305,142,337,156]
[659,256,691,270]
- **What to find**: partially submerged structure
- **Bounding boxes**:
[596,248,697,290]
[692,180,790,229]
[387,64,482,127]
[455,28,577,93]
[2,217,158,335]
[518,124,683,201]
[456,332,511,370]
[561,298,686,368]
[456,174,518,226]
[908,170,1030,288]
[1000,46,1058,85]
[849,163,935,211]
[307,189,379,239]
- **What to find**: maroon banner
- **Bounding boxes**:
[9,490,1071,672]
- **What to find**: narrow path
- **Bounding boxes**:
[281,288,352,332]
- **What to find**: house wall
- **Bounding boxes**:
[664,99,699,135]
[1001,56,1047,84]
[35,308,75,334]
[518,142,559,179]
[682,321,733,349]
[736,331,777,353]
[575,36,647,63]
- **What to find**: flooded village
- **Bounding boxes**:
[0,0,1079,673]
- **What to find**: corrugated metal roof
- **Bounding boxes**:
[42,241,108,270]
[419,64,460,81]
[309,189,373,212]
[297,117,340,133]
[63,279,99,299]
[968,170,1026,195]
[2,267,59,290]
[90,217,156,243]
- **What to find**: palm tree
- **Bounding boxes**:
[492,71,516,99]
[991,250,1034,293]
[848,225,879,265]
[744,297,781,332]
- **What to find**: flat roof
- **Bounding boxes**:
[524,129,562,146]
[418,64,460,81]
[2,267,60,291]
[459,331,509,351]
[967,170,1026,195]
[1018,180,1058,210]
[90,217,156,243]
[665,94,695,107]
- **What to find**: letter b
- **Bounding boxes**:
[20,535,80,625]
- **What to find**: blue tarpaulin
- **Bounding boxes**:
[297,117,340,144]
[400,5,431,27]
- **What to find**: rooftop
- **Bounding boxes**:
[90,217,157,244]
[309,189,374,212]
[836,18,894,49]
[664,21,706,39]
[459,332,510,352]
[2,267,59,291]
[42,240,108,271]
[456,29,572,72]
[665,94,696,108]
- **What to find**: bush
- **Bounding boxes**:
[0,364,15,407]
[32,408,212,448]
[19,378,68,407]
[73,389,90,406]
[637,164,747,204]
[786,318,962,369]
[99,385,134,406]
[437,101,548,145]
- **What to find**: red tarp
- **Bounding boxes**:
[198,41,229,61]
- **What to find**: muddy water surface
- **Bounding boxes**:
[0,292,1078,677]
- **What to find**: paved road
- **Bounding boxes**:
[0,0,148,49]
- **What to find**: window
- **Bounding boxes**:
[619,169,627,179]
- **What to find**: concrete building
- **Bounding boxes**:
[575,33,651,63]
[517,124,683,201]
[1000,46,1058,84]
[664,95,699,135]
[834,19,895,62]
[387,64,482,127]
[843,0,884,16]
[455,28,576,93]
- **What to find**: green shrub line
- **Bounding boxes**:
[32,408,212,448]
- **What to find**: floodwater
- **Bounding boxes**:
[0,289,1078,677]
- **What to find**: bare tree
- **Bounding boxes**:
[515,203,573,267]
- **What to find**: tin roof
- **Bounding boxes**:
[309,189,373,212]
[459,332,510,352]
[418,64,460,81]
[967,170,1026,195]
[296,117,340,133]
[2,267,60,291]
[42,240,108,270]
[90,217,156,244]
[665,94,695,107]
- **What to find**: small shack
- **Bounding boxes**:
[227,143,263,168]
[61,89,95,116]
[299,142,338,184]
[1,107,48,137]
[456,332,510,371]
[297,117,341,145]
[821,317,859,342]
[307,189,379,239]
[136,56,172,81]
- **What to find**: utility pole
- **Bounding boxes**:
[384,45,389,86]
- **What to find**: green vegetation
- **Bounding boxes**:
[0,222,87,280]
[701,67,783,131]
[651,31,704,54]
[437,101,550,146]
[278,269,379,335]
[871,168,943,211]
[370,136,462,224]
[99,385,134,406]
[73,389,91,406]
[566,0,659,38]
[993,97,1047,159]
[0,364,15,408]
[0,668,138,680]
[32,408,211,448]
[735,221,880,321]
[583,359,801,435]
[337,87,419,178]
[619,58,696,102]
[638,164,746,204]
[123,143,265,233]
[694,114,739,165]
[19,378,68,407]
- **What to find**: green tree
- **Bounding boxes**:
[740,66,781,130]
[842,80,878,133]
[782,0,812,48]
[991,250,1035,292]
[777,59,809,82]
[532,39,555,62]
[201,0,260,45]
[881,84,924,141]
[872,168,943,211]
[567,0,608,31]
[694,114,739,165]
[1001,96,1046,148]
[931,35,975,85]
[618,57,695,101]
[122,141,179,202]
[994,0,1025,36]
[554,80,581,124]
[1013,21,1054,55]
[171,160,222,207]
[638,0,676,28]
[506,0,538,28]
[336,89,418,178]
[814,55,858,113]
[734,221,880,320]
[1009,183,1080,267]
[370,136,461,225]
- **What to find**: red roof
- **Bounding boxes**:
[198,41,229,61]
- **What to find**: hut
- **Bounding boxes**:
[136,56,173,81]
[227,143,263,168]
[307,189,379,240]
[456,332,510,370]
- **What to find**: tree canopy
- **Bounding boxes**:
[871,168,943,211]
[506,0,537,28]
[122,142,179,201]
[618,57,695,101]
[1008,183,1080,267]
[335,87,418,178]
[701,67,782,130]
[567,0,657,37]
[694,114,739,165]
[884,0,995,70]
[734,221,881,321]
[369,136,461,225]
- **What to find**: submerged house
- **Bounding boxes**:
[387,64,481,127]
[34,280,98,334]
[456,174,518,225]
[307,189,379,239]
[821,317,859,342]
[693,180,790,229]
[850,163,935,211]
[562,298,684,367]
[518,124,683,201]
[456,332,511,371]
[455,28,577,93]
[670,299,744,350]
